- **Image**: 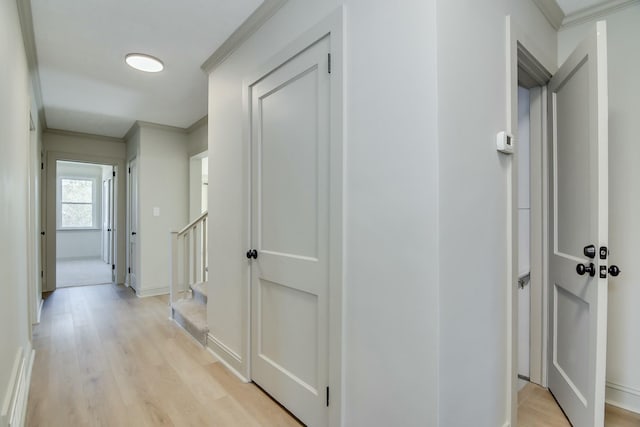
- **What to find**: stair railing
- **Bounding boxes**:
[170,211,208,305]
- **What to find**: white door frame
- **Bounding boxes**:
[44,152,125,291]
[242,8,344,426]
[506,16,556,426]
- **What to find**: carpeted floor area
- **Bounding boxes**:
[56,257,112,287]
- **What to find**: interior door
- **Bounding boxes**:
[107,173,115,282]
[548,21,608,427]
[128,159,138,290]
[250,35,330,426]
[102,178,110,263]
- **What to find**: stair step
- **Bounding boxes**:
[191,281,207,304]
[172,299,208,345]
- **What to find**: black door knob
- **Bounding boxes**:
[583,244,596,259]
[40,231,45,236]
[131,232,137,236]
[576,262,596,277]
[608,265,621,277]
[246,249,258,259]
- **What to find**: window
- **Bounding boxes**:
[60,178,95,228]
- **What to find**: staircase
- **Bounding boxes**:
[170,211,208,345]
[172,281,208,344]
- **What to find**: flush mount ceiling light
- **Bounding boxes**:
[125,53,164,73]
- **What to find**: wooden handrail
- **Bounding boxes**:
[177,210,208,236]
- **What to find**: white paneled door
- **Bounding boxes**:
[128,159,138,290]
[249,35,331,426]
[548,22,609,427]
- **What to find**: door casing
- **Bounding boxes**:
[44,152,125,291]
[506,16,556,426]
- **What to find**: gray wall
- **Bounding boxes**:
[559,4,640,412]
[126,123,189,296]
[436,1,556,425]
[0,0,35,417]
[43,130,127,286]
[206,1,439,425]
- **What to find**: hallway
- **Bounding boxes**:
[26,284,301,426]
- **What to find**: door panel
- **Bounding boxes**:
[548,21,608,427]
[129,160,138,289]
[103,179,110,263]
[251,35,330,426]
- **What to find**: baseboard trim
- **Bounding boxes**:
[1,347,35,427]
[136,286,169,298]
[206,333,249,383]
[606,381,640,414]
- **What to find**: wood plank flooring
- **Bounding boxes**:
[26,284,302,427]
[518,383,640,427]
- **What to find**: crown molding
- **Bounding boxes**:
[561,0,640,28]
[532,0,565,30]
[186,115,207,133]
[44,128,125,143]
[201,0,288,74]
[15,0,47,130]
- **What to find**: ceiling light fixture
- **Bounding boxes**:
[125,53,164,73]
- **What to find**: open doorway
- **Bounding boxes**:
[55,160,115,287]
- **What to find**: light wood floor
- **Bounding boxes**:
[518,383,640,427]
[26,284,302,427]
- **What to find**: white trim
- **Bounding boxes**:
[606,382,640,415]
[15,0,47,129]
[206,333,250,383]
[135,286,169,298]
[531,0,565,30]
[45,128,124,143]
[45,151,125,291]
[561,0,640,29]
[186,116,208,134]
[0,347,34,427]
[201,0,288,73]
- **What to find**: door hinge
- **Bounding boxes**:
[113,170,116,177]
[41,270,43,278]
[326,386,329,407]
[112,264,115,271]
[128,267,131,274]
[327,53,331,74]
[41,162,44,170]
[128,167,131,174]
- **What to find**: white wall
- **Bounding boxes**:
[0,0,34,419]
[207,1,439,425]
[127,124,188,296]
[43,131,127,286]
[559,5,640,412]
[436,2,556,425]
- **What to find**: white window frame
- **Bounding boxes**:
[57,175,99,230]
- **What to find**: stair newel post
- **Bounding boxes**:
[201,218,207,283]
[192,225,197,287]
[170,231,179,308]
[183,231,189,298]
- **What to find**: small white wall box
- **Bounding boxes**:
[496,131,515,154]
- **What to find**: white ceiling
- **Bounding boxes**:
[555,0,613,15]
[31,0,263,138]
